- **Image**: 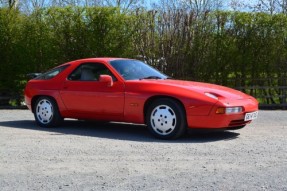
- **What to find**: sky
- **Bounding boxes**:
[0,0,259,12]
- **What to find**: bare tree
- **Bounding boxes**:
[180,0,223,13]
[230,0,248,11]
[253,0,277,14]
[103,0,144,10]
[50,0,145,8]
[275,0,287,13]
[188,0,212,12]
[49,0,86,7]
[19,0,48,13]
[250,0,287,14]
[83,0,104,7]
[9,0,18,8]
[0,0,19,9]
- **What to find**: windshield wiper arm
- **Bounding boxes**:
[140,76,162,80]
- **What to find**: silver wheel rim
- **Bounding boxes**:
[36,99,53,124]
[150,105,177,136]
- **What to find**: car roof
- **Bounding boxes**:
[68,57,130,64]
[56,58,137,69]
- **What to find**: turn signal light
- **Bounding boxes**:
[216,107,226,114]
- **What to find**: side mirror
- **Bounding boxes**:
[99,75,113,87]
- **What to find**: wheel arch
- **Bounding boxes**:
[143,95,186,123]
[31,95,57,113]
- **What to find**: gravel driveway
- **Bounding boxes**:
[0,109,286,191]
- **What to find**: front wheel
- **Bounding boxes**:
[34,96,63,127]
[146,98,186,139]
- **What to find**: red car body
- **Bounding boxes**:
[25,58,258,139]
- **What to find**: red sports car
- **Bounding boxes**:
[25,58,258,139]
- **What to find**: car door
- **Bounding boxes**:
[59,62,125,119]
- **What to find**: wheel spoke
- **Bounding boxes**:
[36,99,53,124]
[150,105,177,136]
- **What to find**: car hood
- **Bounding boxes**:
[144,79,249,100]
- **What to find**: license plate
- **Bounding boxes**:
[244,111,258,121]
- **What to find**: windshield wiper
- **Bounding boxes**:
[140,76,162,80]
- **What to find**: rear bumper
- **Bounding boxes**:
[24,95,32,111]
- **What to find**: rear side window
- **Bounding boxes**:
[36,65,69,80]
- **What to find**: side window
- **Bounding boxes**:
[68,63,116,81]
[36,65,69,80]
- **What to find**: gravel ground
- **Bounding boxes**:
[0,109,286,191]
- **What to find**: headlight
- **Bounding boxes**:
[225,107,243,114]
[205,92,218,100]
[216,107,243,114]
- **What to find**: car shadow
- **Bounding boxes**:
[0,120,240,143]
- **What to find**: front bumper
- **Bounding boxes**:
[186,98,258,129]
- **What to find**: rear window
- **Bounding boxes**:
[35,65,69,80]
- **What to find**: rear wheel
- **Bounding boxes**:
[34,96,62,127]
[146,98,186,139]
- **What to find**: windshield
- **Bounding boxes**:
[110,60,167,80]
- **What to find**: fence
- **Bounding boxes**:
[236,86,287,108]
[232,78,287,109]
[1,78,287,109]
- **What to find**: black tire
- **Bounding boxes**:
[146,98,187,139]
[33,96,63,127]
